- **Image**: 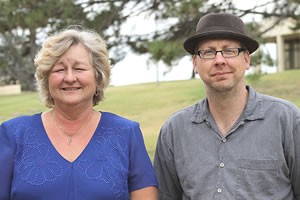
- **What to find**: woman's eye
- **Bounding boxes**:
[51,68,64,73]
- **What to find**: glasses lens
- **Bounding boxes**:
[198,48,243,59]
[199,50,215,58]
[223,48,238,58]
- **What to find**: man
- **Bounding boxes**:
[154,13,300,200]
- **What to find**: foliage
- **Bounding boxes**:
[0,0,299,90]
[0,0,88,90]
[148,39,186,65]
[0,0,135,90]
[129,0,300,71]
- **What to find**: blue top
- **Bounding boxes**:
[0,112,157,200]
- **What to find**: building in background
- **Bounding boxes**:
[262,18,300,72]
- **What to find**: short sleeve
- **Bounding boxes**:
[154,122,183,200]
[127,123,158,191]
[290,119,300,199]
[0,122,16,200]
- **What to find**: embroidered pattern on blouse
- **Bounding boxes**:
[78,128,129,199]
[14,125,63,185]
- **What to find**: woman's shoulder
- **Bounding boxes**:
[1,113,41,126]
[0,113,42,140]
[100,111,139,128]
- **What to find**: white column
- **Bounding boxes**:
[276,35,285,72]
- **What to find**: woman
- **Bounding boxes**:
[0,26,158,200]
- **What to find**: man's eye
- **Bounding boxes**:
[203,50,215,55]
[223,49,235,54]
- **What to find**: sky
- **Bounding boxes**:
[110,53,193,86]
[110,0,277,86]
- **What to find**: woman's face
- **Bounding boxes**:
[48,43,97,108]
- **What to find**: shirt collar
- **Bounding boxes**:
[191,85,265,124]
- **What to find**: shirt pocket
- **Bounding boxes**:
[235,159,278,200]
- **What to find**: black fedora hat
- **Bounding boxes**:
[183,13,259,55]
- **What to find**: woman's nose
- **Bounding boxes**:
[64,69,77,82]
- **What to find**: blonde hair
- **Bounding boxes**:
[34,26,111,108]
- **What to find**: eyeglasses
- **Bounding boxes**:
[197,48,246,59]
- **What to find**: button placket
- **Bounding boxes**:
[216,137,226,196]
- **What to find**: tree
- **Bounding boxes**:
[0,0,89,90]
[1,0,299,89]
[125,0,300,77]
[0,0,136,90]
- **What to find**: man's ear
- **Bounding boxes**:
[192,55,199,74]
[194,67,198,74]
[244,51,251,70]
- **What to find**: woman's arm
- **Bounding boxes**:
[0,123,15,200]
[127,123,158,199]
[130,186,158,200]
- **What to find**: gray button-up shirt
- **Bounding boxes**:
[154,86,300,200]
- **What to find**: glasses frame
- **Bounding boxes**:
[197,48,246,59]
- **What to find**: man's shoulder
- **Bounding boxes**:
[164,100,205,124]
[259,93,300,111]
[248,85,300,116]
[171,102,199,117]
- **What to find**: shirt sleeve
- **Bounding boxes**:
[154,122,183,200]
[0,122,16,200]
[127,122,158,192]
[290,120,300,199]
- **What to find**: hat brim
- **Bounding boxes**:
[183,31,259,55]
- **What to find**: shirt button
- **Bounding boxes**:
[217,188,222,193]
[205,121,211,128]
[219,162,225,168]
[222,138,227,143]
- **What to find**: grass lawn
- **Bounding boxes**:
[1,69,300,160]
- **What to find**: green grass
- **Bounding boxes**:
[0,92,46,122]
[246,70,300,107]
[1,69,300,160]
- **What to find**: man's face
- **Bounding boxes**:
[193,39,250,93]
